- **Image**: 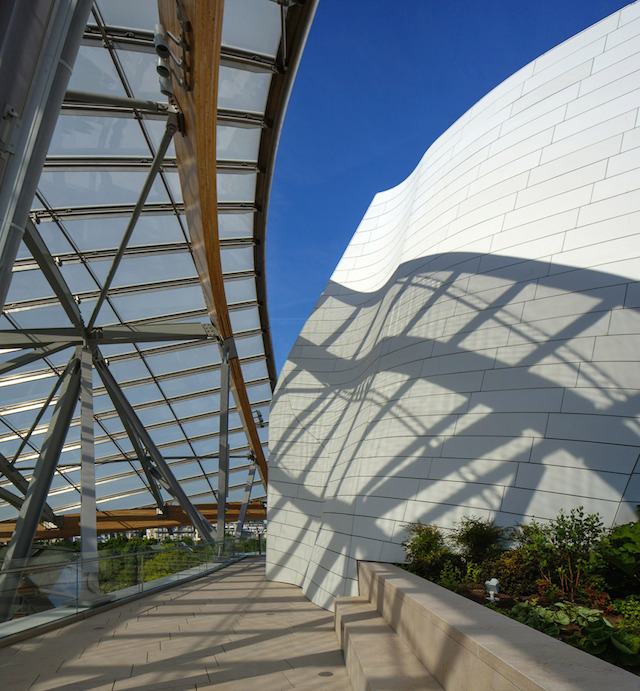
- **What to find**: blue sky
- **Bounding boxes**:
[266,0,630,374]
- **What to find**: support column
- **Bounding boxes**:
[0,0,93,310]
[217,338,236,541]
[79,345,99,598]
[234,461,256,537]
[0,351,80,622]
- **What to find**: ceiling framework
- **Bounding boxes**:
[0,0,317,583]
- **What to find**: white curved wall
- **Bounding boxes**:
[267,4,640,610]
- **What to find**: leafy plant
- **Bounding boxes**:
[437,560,464,592]
[600,521,640,594]
[569,616,640,667]
[510,601,563,637]
[402,522,454,580]
[612,595,640,631]
[518,508,607,600]
[483,549,539,597]
[451,516,508,563]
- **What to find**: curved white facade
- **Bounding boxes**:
[267,4,640,609]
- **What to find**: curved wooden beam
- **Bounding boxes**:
[157,0,268,485]
[0,502,267,541]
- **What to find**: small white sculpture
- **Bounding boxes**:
[485,577,499,603]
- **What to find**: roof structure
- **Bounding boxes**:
[0,0,316,568]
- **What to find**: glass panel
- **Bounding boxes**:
[31,224,76,256]
[224,277,256,304]
[36,172,169,208]
[160,369,220,398]
[217,67,271,114]
[121,381,162,406]
[218,213,253,239]
[48,116,150,156]
[5,269,55,303]
[8,304,74,329]
[229,306,261,333]
[217,172,256,203]
[221,246,254,273]
[58,262,106,294]
[78,299,119,326]
[217,126,261,162]
[64,215,185,252]
[162,172,182,202]
[146,345,216,377]
[67,46,126,96]
[136,406,175,427]
[109,285,207,321]
[240,358,268,382]
[96,0,158,30]
[107,359,151,384]
[247,383,271,404]
[181,417,220,439]
[235,334,264,358]
[109,252,196,289]
[222,0,281,58]
[170,394,218,418]
[117,50,163,101]
[147,425,185,446]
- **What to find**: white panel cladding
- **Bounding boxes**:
[266,4,640,609]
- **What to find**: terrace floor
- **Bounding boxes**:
[0,556,352,690]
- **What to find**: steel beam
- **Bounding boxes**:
[87,114,179,329]
[64,89,176,116]
[79,346,99,595]
[0,486,25,511]
[41,157,260,175]
[30,201,256,223]
[82,25,279,74]
[31,202,183,222]
[0,343,71,377]
[93,354,216,542]
[0,323,219,348]
[234,461,256,536]
[0,453,57,525]
[0,0,93,312]
[106,387,166,513]
[23,218,84,330]
[217,338,236,539]
[0,351,80,622]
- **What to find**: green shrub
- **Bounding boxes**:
[517,507,607,600]
[612,595,640,632]
[402,522,465,582]
[600,521,640,595]
[482,549,539,598]
[450,516,508,564]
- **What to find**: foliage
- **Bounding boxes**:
[141,546,200,582]
[437,560,464,592]
[451,516,508,563]
[510,601,564,637]
[612,595,640,631]
[600,521,640,595]
[569,616,640,668]
[517,508,607,601]
[402,522,453,581]
[482,549,539,598]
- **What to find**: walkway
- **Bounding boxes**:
[0,557,352,690]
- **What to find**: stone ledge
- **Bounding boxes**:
[335,595,443,690]
[357,561,639,691]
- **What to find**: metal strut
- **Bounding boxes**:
[0,350,81,622]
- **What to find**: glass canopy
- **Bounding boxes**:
[0,0,312,527]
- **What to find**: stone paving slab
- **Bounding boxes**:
[0,557,352,690]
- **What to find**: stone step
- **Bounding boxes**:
[335,596,443,691]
